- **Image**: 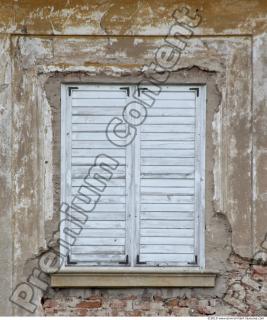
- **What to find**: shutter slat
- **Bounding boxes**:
[140,245,194,254]
[140,229,194,237]
[141,212,194,220]
[144,117,195,124]
[141,220,194,229]
[141,133,194,140]
[141,195,194,204]
[75,237,125,246]
[141,91,195,100]
[72,98,126,107]
[140,237,194,245]
[139,254,195,263]
[70,212,125,221]
[71,246,125,254]
[141,124,195,133]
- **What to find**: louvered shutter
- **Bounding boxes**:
[62,85,129,265]
[136,86,204,266]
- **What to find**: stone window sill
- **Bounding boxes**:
[51,268,217,288]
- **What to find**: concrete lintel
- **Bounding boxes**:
[51,271,217,288]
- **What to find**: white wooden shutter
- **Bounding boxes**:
[136,86,204,266]
[62,85,129,266]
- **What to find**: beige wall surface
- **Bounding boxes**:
[0,0,267,316]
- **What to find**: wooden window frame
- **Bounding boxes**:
[60,83,206,271]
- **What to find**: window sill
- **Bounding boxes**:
[51,268,217,288]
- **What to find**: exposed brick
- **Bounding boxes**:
[76,308,88,316]
[127,310,143,316]
[76,298,102,309]
[133,300,150,311]
[164,297,179,307]
[42,299,58,309]
[197,305,216,315]
[110,299,127,309]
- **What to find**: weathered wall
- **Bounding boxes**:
[0,0,267,316]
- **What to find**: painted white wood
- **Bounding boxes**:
[140,237,194,245]
[72,123,127,131]
[140,229,194,237]
[72,148,126,157]
[72,195,126,204]
[72,132,125,141]
[141,220,194,229]
[72,98,126,107]
[140,133,195,140]
[136,86,205,266]
[72,156,126,165]
[69,254,127,263]
[75,238,125,246]
[70,212,125,220]
[144,117,195,124]
[72,90,126,99]
[141,150,195,157]
[62,85,129,265]
[139,254,195,263]
[72,108,125,116]
[72,178,125,187]
[72,246,125,254]
[141,166,194,174]
[140,91,195,100]
[141,158,194,166]
[141,179,194,187]
[141,212,194,220]
[61,84,206,268]
[77,203,126,212]
[72,186,125,195]
[141,141,195,149]
[141,124,195,133]
[141,187,194,195]
[146,108,195,116]
[140,245,194,254]
[141,100,195,109]
[72,229,125,237]
[141,195,194,204]
[141,203,194,211]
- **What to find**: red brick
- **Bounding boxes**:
[43,299,58,309]
[165,298,179,307]
[127,310,143,316]
[197,305,216,315]
[76,298,102,309]
[253,265,267,275]
[110,299,127,308]
[76,308,88,316]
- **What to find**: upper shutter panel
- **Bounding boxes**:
[137,87,199,266]
[68,85,129,265]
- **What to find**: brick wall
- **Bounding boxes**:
[42,257,267,317]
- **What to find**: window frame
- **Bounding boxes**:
[60,83,206,271]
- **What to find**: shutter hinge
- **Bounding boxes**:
[137,87,148,97]
[189,87,199,97]
[68,86,79,96]
[188,255,198,265]
[136,254,146,265]
[67,254,77,265]
[120,87,130,96]
[119,254,129,265]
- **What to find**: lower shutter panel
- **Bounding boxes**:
[138,88,197,266]
[68,86,128,265]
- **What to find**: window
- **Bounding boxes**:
[61,84,206,268]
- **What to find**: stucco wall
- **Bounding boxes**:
[0,0,267,316]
